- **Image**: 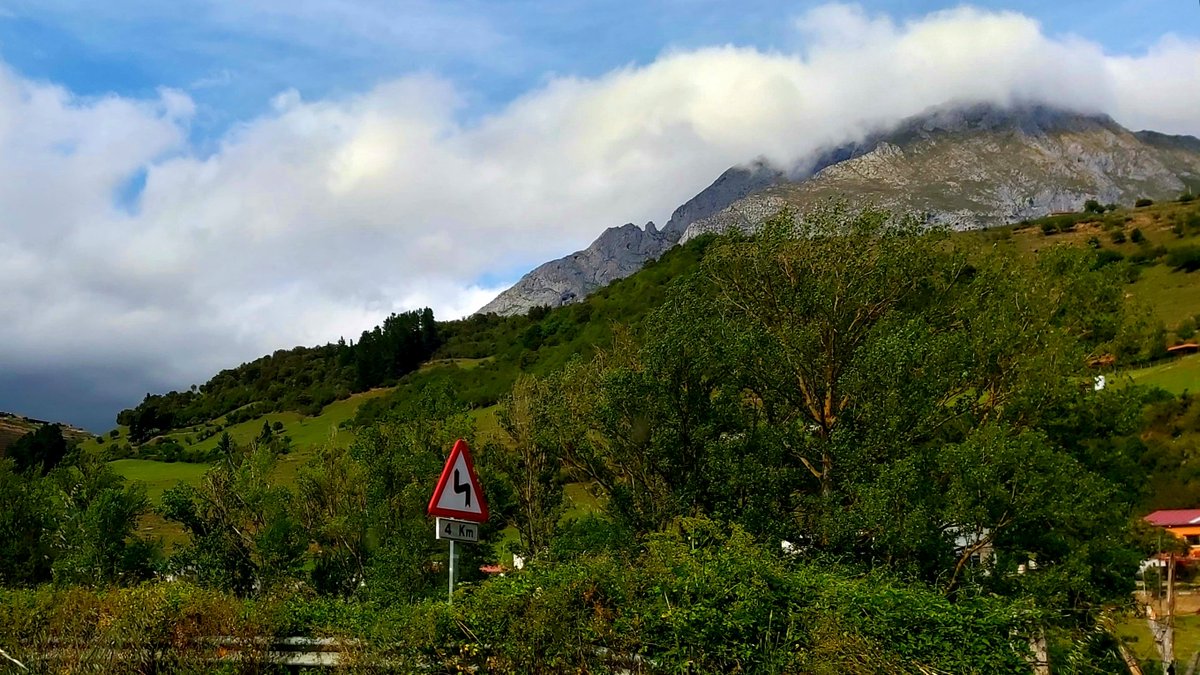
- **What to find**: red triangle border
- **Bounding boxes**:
[427,438,489,522]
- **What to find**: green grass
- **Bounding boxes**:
[1125,354,1200,395]
[109,458,209,501]
[421,357,493,371]
[469,404,503,445]
[1115,613,1200,668]
[109,459,209,551]
[562,482,606,521]
[1129,264,1200,330]
[105,389,394,545]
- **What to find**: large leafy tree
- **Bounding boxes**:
[50,453,158,586]
[495,374,566,557]
[7,423,69,475]
[0,458,57,585]
[555,203,1140,618]
[161,432,305,595]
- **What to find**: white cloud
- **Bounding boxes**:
[2,4,1200,419]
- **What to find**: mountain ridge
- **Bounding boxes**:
[479,102,1200,316]
[0,411,94,453]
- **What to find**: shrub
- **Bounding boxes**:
[1084,199,1103,214]
[1093,249,1125,268]
[1131,228,1146,244]
[1110,230,1127,244]
[1179,318,1197,341]
[1136,198,1154,208]
[1167,245,1200,272]
[1179,192,1195,203]
[1105,203,1120,212]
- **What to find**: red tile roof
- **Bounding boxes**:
[1145,510,1200,527]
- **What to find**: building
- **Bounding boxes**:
[1144,510,1200,556]
[1167,343,1199,356]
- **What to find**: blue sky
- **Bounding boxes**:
[1,1,1192,144]
[0,1,1197,429]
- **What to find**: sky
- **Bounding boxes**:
[0,1,1198,430]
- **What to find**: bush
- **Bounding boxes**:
[1178,318,1197,341]
[1110,230,1127,244]
[0,584,278,673]
[1179,192,1195,203]
[1167,245,1200,272]
[1105,203,1120,212]
[1084,199,1104,214]
[1136,198,1154,208]
[1093,249,1125,268]
[407,519,1036,674]
[1131,228,1146,244]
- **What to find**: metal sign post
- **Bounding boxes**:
[448,540,456,603]
[427,440,489,604]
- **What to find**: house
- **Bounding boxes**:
[1144,510,1200,556]
[1167,343,1199,356]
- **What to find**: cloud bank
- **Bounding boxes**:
[2,4,1199,427]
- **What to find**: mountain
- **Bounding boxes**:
[479,103,1200,316]
[681,104,1200,241]
[0,411,93,453]
[477,222,673,316]
[476,159,788,315]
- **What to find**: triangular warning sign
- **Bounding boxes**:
[427,439,489,522]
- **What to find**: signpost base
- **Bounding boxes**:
[448,540,456,603]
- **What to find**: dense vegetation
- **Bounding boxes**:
[115,308,440,443]
[8,200,1200,671]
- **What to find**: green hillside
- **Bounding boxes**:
[97,198,1200,523]
[13,197,1200,672]
[0,412,95,453]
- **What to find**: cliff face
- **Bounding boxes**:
[477,160,786,315]
[681,104,1200,241]
[479,103,1200,316]
[476,222,671,316]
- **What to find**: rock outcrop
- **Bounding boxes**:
[477,160,788,315]
[681,104,1200,241]
[477,222,671,316]
[479,103,1200,316]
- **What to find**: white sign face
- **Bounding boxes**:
[436,517,480,543]
[432,450,483,517]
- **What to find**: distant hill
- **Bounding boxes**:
[0,411,93,453]
[480,103,1200,316]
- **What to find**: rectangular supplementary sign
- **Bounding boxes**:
[435,517,479,543]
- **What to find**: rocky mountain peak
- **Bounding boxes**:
[478,102,1200,316]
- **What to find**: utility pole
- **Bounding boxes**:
[1148,555,1176,674]
[1166,553,1176,675]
